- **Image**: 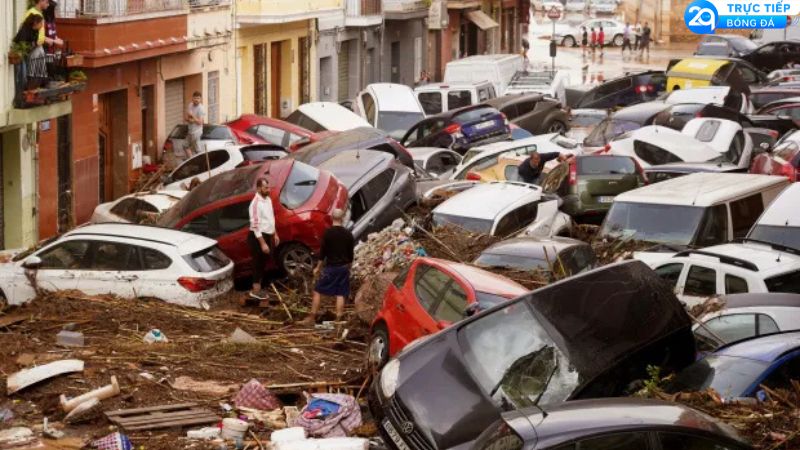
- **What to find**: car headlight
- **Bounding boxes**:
[380,359,401,398]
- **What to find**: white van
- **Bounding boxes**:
[414,81,497,116]
[443,54,524,95]
[599,173,790,265]
[284,102,371,132]
[751,23,800,45]
[747,182,799,250]
[353,83,426,140]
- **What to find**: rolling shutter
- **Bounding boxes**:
[165,78,185,135]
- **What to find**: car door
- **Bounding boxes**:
[679,264,720,306]
[657,431,750,450]
[29,239,90,294]
[391,263,454,349]
[555,431,651,450]
[352,168,398,238]
[128,246,178,299]
[74,240,138,298]
[653,262,686,294]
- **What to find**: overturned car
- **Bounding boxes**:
[369,260,696,450]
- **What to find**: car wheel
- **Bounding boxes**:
[547,120,567,134]
[562,36,576,47]
[613,34,624,46]
[279,243,314,278]
[368,323,390,370]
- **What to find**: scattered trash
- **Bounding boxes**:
[60,376,120,413]
[220,418,250,440]
[238,406,286,429]
[142,329,168,344]
[64,397,101,424]
[270,431,369,450]
[186,427,221,440]
[0,427,38,448]
[171,376,240,396]
[0,407,13,423]
[6,359,84,394]
[56,330,84,347]
[105,403,219,431]
[351,219,421,285]
[294,394,362,439]
[233,379,282,411]
[284,406,301,428]
[42,417,65,439]
[90,432,132,450]
[315,321,336,331]
[271,427,306,443]
[224,327,258,344]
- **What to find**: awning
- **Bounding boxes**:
[464,10,499,30]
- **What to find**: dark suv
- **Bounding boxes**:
[573,71,667,110]
[400,104,511,154]
[485,94,569,135]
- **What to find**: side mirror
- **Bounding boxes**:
[22,256,42,270]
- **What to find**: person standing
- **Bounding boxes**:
[590,27,597,54]
[640,22,651,57]
[248,177,280,301]
[598,26,605,56]
[517,152,572,185]
[24,0,63,48]
[622,23,632,55]
[302,209,355,325]
[185,91,205,158]
[14,14,47,93]
[633,22,642,50]
[581,27,588,57]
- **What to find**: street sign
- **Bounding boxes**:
[547,6,561,20]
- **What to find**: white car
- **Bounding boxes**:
[504,69,572,102]
[680,118,754,169]
[163,124,239,160]
[408,147,462,178]
[649,241,800,307]
[415,81,498,116]
[606,126,724,169]
[0,224,234,308]
[90,190,187,224]
[162,144,287,191]
[432,181,572,238]
[354,83,426,140]
[663,87,754,114]
[284,102,372,132]
[553,19,625,47]
[747,182,800,250]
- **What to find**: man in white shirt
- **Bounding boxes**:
[186,91,205,158]
[248,177,280,300]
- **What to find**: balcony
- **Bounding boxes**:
[236,0,342,25]
[383,0,427,20]
[9,52,85,110]
[345,0,383,26]
[58,0,189,20]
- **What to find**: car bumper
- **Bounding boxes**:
[368,380,436,450]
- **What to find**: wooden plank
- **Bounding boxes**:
[114,410,215,426]
[105,403,198,417]
[122,415,220,431]
[0,314,26,328]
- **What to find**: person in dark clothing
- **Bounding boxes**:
[302,208,355,325]
[518,152,572,185]
[581,27,588,57]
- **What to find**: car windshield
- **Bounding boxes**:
[462,148,486,165]
[474,252,551,271]
[570,114,606,128]
[600,202,706,245]
[729,37,758,53]
[459,300,579,408]
[433,212,494,234]
[697,43,731,56]
[584,119,641,147]
[279,161,320,210]
[667,355,769,398]
[379,111,425,140]
[577,156,636,175]
[748,225,800,252]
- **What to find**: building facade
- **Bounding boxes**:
[382,0,428,86]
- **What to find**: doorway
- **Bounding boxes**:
[460,21,479,56]
[97,96,111,204]
[141,85,155,163]
[97,90,129,203]
[270,42,282,118]
[57,114,72,233]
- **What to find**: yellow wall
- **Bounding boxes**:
[236,20,317,117]
[236,0,341,16]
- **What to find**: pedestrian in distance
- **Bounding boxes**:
[622,22,633,54]
[581,27,588,57]
[598,26,605,56]
[590,27,597,54]
[185,91,205,158]
[517,151,573,185]
[634,22,642,50]
[301,208,355,326]
[247,177,280,301]
[640,22,651,57]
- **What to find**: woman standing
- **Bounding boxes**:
[14,14,47,90]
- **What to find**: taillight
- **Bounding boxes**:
[768,130,779,139]
[178,277,217,293]
[636,85,652,94]
[568,161,577,185]
[603,144,611,153]
[466,171,482,181]
[779,163,798,182]
[444,124,461,135]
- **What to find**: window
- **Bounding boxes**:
[219,201,250,233]
[477,87,492,102]
[183,246,231,273]
[414,265,453,311]
[110,198,159,223]
[765,270,800,294]
[88,242,141,271]
[655,263,684,289]
[363,169,395,207]
[172,150,230,181]
[729,194,764,239]
[448,90,472,110]
[737,66,759,84]
[694,120,721,142]
[361,93,377,124]
[658,432,741,450]
[250,125,288,147]
[418,92,442,115]
[695,204,729,247]
[392,265,411,289]
[142,248,172,270]
[722,131,746,165]
[38,241,90,270]
[724,274,749,294]
[633,140,682,165]
[684,265,717,297]
[432,281,468,323]
[762,354,800,391]
[577,432,649,450]
[280,162,319,209]
[182,212,214,237]
[758,314,780,334]
[562,246,596,275]
[699,314,756,343]
[495,202,539,237]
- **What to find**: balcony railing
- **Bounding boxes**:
[57,0,188,18]
[11,52,86,109]
[346,0,382,16]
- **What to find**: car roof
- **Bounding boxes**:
[433,182,541,220]
[644,162,739,173]
[755,183,800,227]
[485,93,545,107]
[65,223,216,255]
[721,292,800,309]
[230,115,311,135]
[291,127,390,160]
[468,134,553,154]
[428,102,494,120]
[612,101,669,122]
[316,149,391,190]
[408,147,458,161]
[715,331,800,362]
[296,102,371,130]
[624,126,721,160]
[126,191,186,210]
[414,81,492,92]
[423,257,528,297]
[514,398,746,448]
[681,117,742,146]
[683,241,800,275]
[614,173,787,207]
[365,83,421,112]
[665,86,731,105]
[480,236,587,258]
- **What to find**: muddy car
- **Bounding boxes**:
[369,260,696,450]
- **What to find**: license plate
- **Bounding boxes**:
[473,121,495,130]
[383,419,412,450]
[598,196,615,203]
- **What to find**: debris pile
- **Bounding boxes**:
[351,219,422,287]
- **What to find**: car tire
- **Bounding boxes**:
[613,34,624,46]
[278,243,315,278]
[562,36,576,47]
[368,323,390,370]
[547,120,567,134]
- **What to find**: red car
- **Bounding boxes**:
[227,115,335,151]
[157,160,348,278]
[368,257,528,368]
[750,139,800,182]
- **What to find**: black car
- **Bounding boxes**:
[582,101,668,151]
[289,126,415,168]
[369,260,696,450]
[400,104,511,154]
[471,398,752,450]
[572,71,667,110]
[742,40,800,74]
[485,94,570,135]
[695,34,758,59]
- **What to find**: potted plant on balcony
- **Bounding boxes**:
[68,70,87,84]
[8,42,31,65]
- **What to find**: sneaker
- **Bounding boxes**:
[248,290,268,300]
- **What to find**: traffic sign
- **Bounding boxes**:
[547,6,561,20]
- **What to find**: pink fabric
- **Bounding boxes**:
[294,393,362,438]
[91,432,132,450]
[233,379,282,411]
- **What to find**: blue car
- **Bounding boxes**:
[669,331,800,400]
[400,104,511,154]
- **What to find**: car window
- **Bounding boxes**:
[142,248,172,270]
[183,246,231,273]
[172,150,230,181]
[765,270,800,294]
[361,93,377,124]
[561,246,595,275]
[684,265,717,297]
[250,125,288,146]
[285,110,325,133]
[654,263,684,289]
[88,241,141,271]
[110,198,159,222]
[761,354,800,391]
[448,90,472,110]
[758,314,780,335]
[633,140,683,165]
[695,204,728,247]
[432,281,468,323]
[241,146,287,161]
[772,106,800,121]
[502,104,520,120]
[477,87,492,102]
[577,156,635,174]
[576,432,649,450]
[699,314,756,343]
[495,202,539,237]
[280,161,319,209]
[737,66,759,84]
[349,190,369,224]
[219,201,250,233]
[362,168,395,208]
[729,194,763,239]
[694,120,721,142]
[38,240,91,270]
[418,92,442,115]
[658,432,743,450]
[392,265,411,289]
[724,274,749,294]
[414,265,453,312]
[181,211,216,237]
